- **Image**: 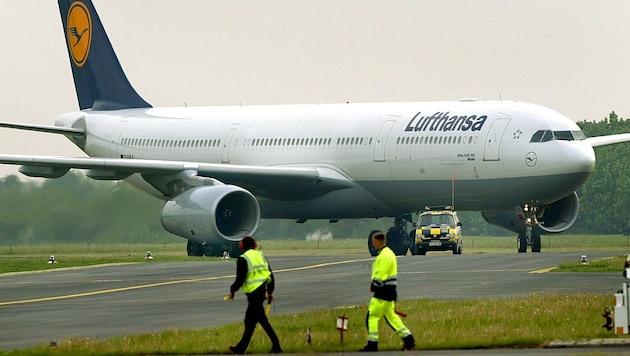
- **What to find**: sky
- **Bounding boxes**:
[0,0,629,178]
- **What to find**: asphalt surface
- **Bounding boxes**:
[1,251,629,353]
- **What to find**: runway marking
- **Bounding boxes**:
[0,275,233,307]
[274,257,373,273]
[530,267,557,274]
[0,257,372,307]
[0,262,140,278]
[403,269,533,274]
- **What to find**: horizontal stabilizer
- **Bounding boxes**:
[0,121,84,136]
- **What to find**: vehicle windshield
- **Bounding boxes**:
[420,214,454,226]
[530,130,586,142]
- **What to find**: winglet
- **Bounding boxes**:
[58,0,152,111]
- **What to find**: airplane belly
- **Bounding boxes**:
[258,185,396,219]
[356,171,590,212]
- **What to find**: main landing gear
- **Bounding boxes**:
[187,240,241,257]
[367,216,414,256]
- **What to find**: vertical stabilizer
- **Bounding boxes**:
[58,0,152,110]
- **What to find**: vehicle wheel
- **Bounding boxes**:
[453,245,462,255]
[531,233,541,253]
[409,231,419,255]
[517,234,527,253]
[367,230,379,256]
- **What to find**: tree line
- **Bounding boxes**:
[0,112,628,245]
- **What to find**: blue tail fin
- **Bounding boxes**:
[58,0,151,110]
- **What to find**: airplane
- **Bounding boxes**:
[1,0,629,256]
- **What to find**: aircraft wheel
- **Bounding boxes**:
[386,229,408,255]
[187,240,204,256]
[532,233,541,253]
[202,244,216,257]
[517,234,527,253]
[367,230,379,256]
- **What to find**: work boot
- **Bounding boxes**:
[402,334,416,351]
[359,341,378,352]
[229,345,245,354]
[269,345,282,353]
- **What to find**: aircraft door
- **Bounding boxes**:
[483,118,510,161]
[374,120,395,162]
[222,127,237,163]
[111,120,128,158]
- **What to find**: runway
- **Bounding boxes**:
[0,251,626,351]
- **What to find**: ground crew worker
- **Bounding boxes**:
[227,236,282,354]
[360,231,415,352]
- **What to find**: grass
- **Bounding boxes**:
[555,254,628,272]
[2,294,624,355]
[0,243,210,274]
[1,236,629,354]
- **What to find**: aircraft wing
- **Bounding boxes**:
[0,154,354,199]
[586,133,630,148]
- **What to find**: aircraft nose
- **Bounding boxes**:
[563,142,595,174]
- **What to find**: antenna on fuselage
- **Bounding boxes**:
[451,175,455,210]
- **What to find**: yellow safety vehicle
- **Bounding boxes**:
[413,206,462,255]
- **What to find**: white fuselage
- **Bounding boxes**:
[57,99,595,219]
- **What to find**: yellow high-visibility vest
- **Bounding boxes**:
[371,246,397,287]
[241,249,272,293]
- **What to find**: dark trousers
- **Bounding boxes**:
[234,284,280,351]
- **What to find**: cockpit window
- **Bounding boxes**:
[572,130,586,140]
[530,130,545,142]
[553,131,574,140]
[530,130,586,142]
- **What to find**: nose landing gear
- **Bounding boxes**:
[517,205,542,253]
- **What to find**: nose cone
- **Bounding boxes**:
[564,142,596,173]
[561,142,596,191]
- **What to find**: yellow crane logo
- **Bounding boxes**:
[66,1,92,67]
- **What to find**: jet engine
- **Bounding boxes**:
[481,191,580,235]
[160,185,260,255]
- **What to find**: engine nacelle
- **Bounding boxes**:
[481,191,580,234]
[160,185,260,244]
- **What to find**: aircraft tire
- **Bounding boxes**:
[187,240,204,256]
[532,233,541,253]
[517,234,527,253]
[387,232,408,255]
[203,244,217,257]
[367,230,379,256]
